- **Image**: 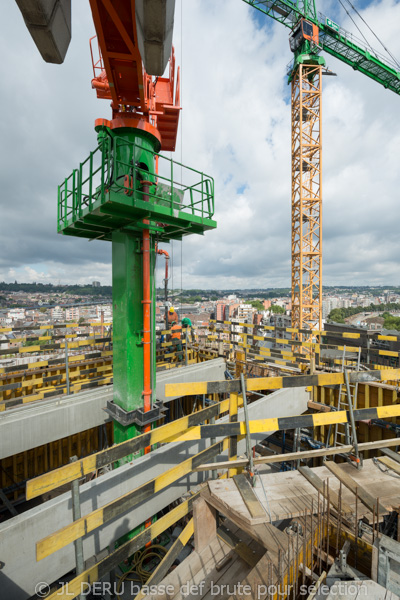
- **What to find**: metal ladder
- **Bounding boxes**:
[325,345,361,459]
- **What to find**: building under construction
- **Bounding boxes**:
[2,1,400,599]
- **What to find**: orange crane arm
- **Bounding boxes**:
[89,0,181,151]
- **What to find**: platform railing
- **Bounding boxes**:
[0,325,201,409]
[58,137,214,232]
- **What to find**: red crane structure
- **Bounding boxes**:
[89,0,181,152]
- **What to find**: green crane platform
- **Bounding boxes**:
[58,122,216,243]
[58,121,216,462]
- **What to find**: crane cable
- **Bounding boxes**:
[337,0,374,52]
[340,0,400,69]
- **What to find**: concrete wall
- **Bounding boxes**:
[0,359,226,459]
[0,386,309,599]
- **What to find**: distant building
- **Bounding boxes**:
[253,313,263,326]
[322,297,339,320]
[66,306,80,321]
[216,302,227,321]
[228,303,240,318]
[7,308,25,322]
[96,304,112,321]
[50,306,64,321]
[237,304,254,323]
[92,281,101,287]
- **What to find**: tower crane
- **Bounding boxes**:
[53,1,216,455]
[244,0,400,345]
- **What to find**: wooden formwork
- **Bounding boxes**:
[0,422,113,504]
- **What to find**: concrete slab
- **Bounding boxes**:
[16,0,71,63]
[135,0,175,75]
[0,386,309,599]
[0,358,226,459]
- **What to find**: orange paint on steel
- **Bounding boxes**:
[88,1,180,151]
[141,182,153,458]
[156,245,170,286]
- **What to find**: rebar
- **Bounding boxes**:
[326,478,330,568]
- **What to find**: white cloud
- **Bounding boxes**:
[1,0,400,289]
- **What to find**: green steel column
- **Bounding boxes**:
[112,230,143,463]
[106,126,159,465]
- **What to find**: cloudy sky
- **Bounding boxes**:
[1,0,400,289]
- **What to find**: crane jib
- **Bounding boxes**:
[244,0,400,95]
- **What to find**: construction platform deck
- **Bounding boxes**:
[141,459,400,600]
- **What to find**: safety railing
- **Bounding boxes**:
[58,136,112,230]
[0,325,201,409]
[58,137,215,232]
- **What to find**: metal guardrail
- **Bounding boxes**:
[58,138,215,232]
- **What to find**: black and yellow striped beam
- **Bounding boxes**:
[36,440,227,561]
[229,392,238,477]
[168,404,400,442]
[0,349,112,375]
[165,368,400,397]
[0,375,114,412]
[44,493,199,600]
[241,334,400,359]
[195,437,400,472]
[209,318,400,342]
[0,321,112,334]
[208,325,400,362]
[0,364,113,393]
[0,336,111,356]
[0,331,110,346]
[26,397,233,499]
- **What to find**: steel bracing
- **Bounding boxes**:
[291,63,322,342]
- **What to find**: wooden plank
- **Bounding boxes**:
[306,571,326,600]
[207,479,309,523]
[380,447,400,465]
[325,460,389,515]
[200,552,253,600]
[204,486,289,556]
[147,535,240,600]
[226,552,275,600]
[246,523,290,561]
[233,474,266,520]
[299,465,353,514]
[378,456,400,477]
[193,497,217,553]
[207,480,259,526]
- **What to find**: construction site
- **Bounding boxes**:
[2,1,400,599]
